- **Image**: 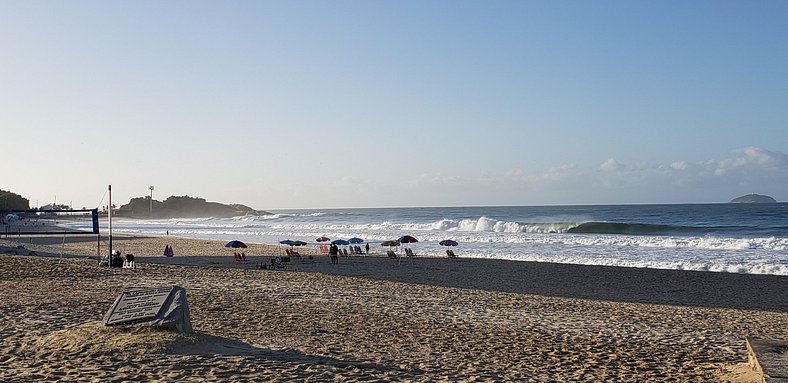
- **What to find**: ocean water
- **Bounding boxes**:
[72,203,788,276]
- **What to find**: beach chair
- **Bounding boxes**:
[291,249,301,258]
[342,248,348,256]
[268,257,287,270]
[447,249,457,258]
[387,250,403,265]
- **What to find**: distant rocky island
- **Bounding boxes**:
[116,195,270,218]
[729,194,777,204]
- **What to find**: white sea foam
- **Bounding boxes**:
[63,209,788,276]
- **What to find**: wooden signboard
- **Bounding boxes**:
[104,286,175,326]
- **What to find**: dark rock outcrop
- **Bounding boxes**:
[730,194,777,203]
[115,195,269,218]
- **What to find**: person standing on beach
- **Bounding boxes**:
[365,242,369,255]
[329,244,339,265]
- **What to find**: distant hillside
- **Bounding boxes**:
[729,194,777,203]
[116,195,270,218]
[0,189,30,210]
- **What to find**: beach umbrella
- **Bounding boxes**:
[225,240,247,248]
[279,239,294,246]
[441,239,459,258]
[331,239,350,246]
[290,240,308,246]
[398,235,418,244]
[315,236,330,254]
[348,237,364,244]
[380,240,400,247]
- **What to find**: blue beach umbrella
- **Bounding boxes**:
[279,239,294,246]
[348,237,364,244]
[331,239,350,246]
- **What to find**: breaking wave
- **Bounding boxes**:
[72,205,788,275]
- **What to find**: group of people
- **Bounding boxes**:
[320,243,370,255]
[110,250,135,268]
[328,242,370,265]
[329,243,340,264]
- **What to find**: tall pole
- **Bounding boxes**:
[149,185,154,215]
[108,184,113,265]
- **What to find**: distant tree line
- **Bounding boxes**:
[0,189,30,210]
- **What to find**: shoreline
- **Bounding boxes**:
[3,234,787,312]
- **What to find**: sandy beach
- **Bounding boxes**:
[1,235,786,382]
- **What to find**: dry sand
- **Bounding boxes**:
[1,235,786,382]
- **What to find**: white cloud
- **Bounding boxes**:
[598,158,622,172]
[670,161,688,170]
[715,146,788,175]
[257,146,788,207]
[504,169,524,178]
[543,164,578,181]
[454,147,787,204]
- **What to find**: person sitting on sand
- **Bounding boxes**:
[124,253,135,268]
[111,251,123,268]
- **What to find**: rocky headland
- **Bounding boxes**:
[115,195,269,218]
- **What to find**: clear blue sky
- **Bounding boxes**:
[2,1,787,209]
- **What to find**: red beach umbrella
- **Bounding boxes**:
[398,235,418,244]
[316,236,330,242]
[225,240,247,248]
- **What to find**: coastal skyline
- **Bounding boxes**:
[3,1,787,209]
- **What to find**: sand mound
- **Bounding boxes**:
[31,322,263,357]
[32,322,193,355]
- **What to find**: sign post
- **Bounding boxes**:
[104,286,174,325]
[103,286,192,333]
